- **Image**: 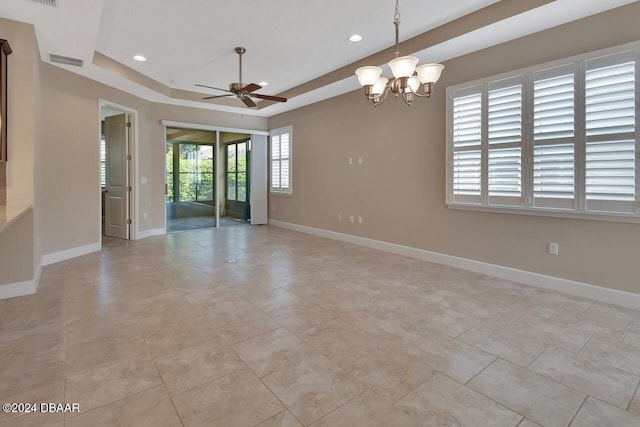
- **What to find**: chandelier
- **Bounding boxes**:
[355,0,444,106]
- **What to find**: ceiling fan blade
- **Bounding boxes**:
[252,93,288,103]
[241,97,257,108]
[241,83,262,93]
[202,94,232,100]
[195,83,233,93]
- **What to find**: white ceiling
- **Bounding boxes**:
[1,0,637,117]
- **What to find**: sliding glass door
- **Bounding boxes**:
[165,127,216,232]
[223,140,251,224]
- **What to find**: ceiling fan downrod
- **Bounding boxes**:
[231,47,246,93]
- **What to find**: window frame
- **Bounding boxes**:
[226,140,248,202]
[270,125,292,195]
[446,42,640,223]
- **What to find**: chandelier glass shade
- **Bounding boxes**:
[355,1,444,106]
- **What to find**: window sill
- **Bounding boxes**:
[270,191,292,197]
[447,202,640,224]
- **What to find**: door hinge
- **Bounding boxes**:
[127,186,132,191]
[127,154,132,160]
[126,122,132,128]
[126,219,132,225]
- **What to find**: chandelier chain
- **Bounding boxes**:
[394,0,401,57]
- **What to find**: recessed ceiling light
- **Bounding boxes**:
[133,55,147,62]
[259,81,268,86]
[349,34,363,42]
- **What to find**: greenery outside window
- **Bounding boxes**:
[227,141,248,202]
[166,143,214,202]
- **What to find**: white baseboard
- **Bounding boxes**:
[0,279,37,299]
[41,242,101,266]
[136,228,166,240]
[0,257,42,300]
[269,220,640,310]
[33,262,42,293]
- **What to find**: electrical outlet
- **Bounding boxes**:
[337,213,342,221]
[348,157,353,165]
[357,157,363,165]
[349,215,354,223]
[549,242,559,255]
[271,205,275,211]
[143,212,148,219]
[357,216,363,224]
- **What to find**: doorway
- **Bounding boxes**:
[161,120,269,232]
[100,104,133,240]
[166,128,216,232]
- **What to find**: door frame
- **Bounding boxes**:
[98,99,139,244]
[224,138,251,221]
[161,120,269,232]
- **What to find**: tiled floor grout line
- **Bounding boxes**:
[567,395,589,427]
[303,387,370,427]
[391,370,438,406]
[445,368,531,424]
[463,355,499,386]
[250,409,291,427]
[526,344,550,369]
[144,336,186,427]
[256,373,305,426]
[515,416,528,426]
[217,342,297,427]
[164,383,186,427]
[575,334,593,355]
[524,365,613,410]
[453,323,479,338]
[620,322,633,343]
[627,378,640,412]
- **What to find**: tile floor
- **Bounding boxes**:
[1,225,639,426]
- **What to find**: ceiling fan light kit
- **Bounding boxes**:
[355,0,444,107]
[196,47,287,108]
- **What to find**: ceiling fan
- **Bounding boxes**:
[196,47,287,108]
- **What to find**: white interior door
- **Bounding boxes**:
[104,113,130,239]
[250,134,268,225]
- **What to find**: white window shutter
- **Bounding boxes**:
[453,92,482,149]
[533,67,576,209]
[446,44,639,219]
[584,53,636,213]
[270,126,292,194]
[451,88,482,203]
[488,80,523,205]
[271,134,280,191]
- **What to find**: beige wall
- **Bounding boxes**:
[38,63,145,254]
[0,209,33,285]
[2,18,37,208]
[268,4,640,295]
[37,64,267,255]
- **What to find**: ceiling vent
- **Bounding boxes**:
[49,54,83,67]
[29,0,57,6]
